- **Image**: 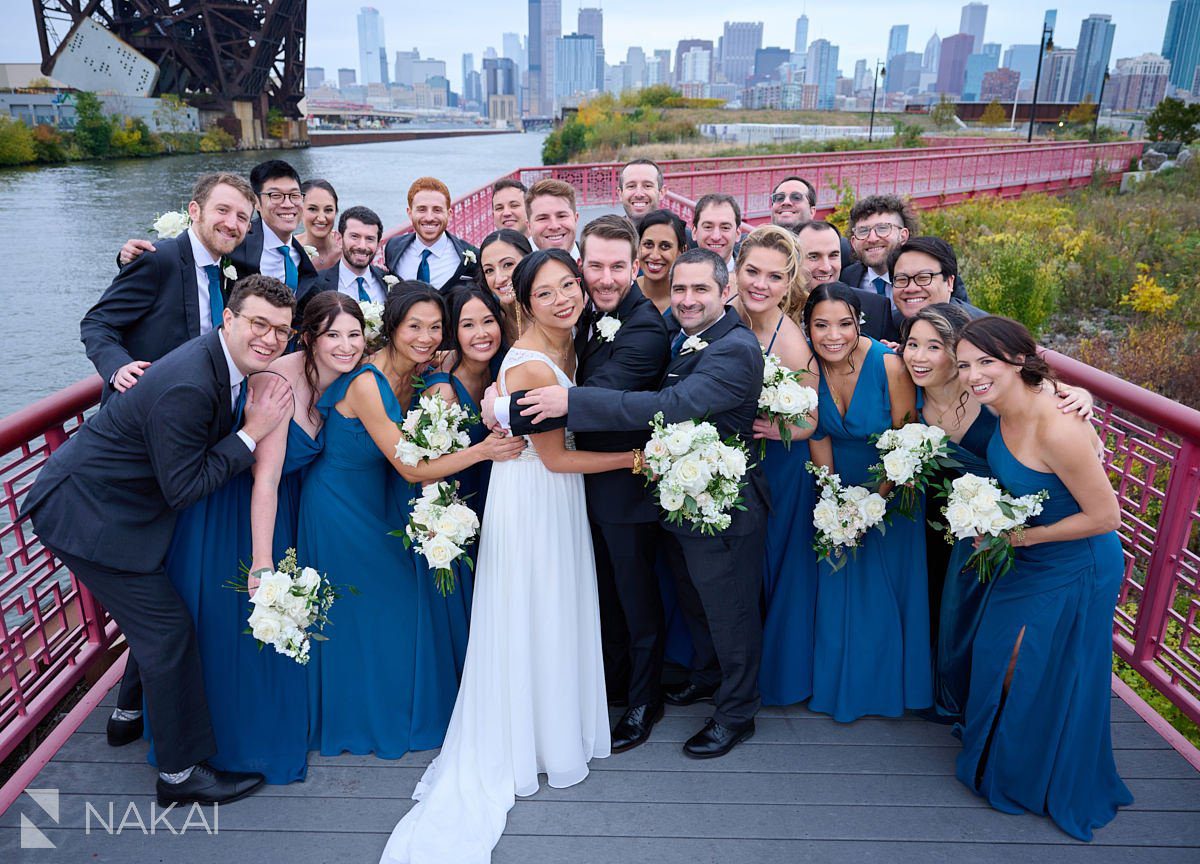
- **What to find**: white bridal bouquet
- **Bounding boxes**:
[642,412,749,535]
[807,463,891,572]
[870,422,960,518]
[758,351,818,458]
[151,209,191,239]
[396,481,480,596]
[935,473,1049,583]
[394,391,477,465]
[230,548,343,665]
[359,299,385,348]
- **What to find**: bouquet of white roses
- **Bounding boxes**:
[807,463,891,572]
[869,422,960,519]
[359,299,385,349]
[151,210,191,239]
[757,351,818,458]
[934,473,1049,583]
[642,412,749,535]
[394,391,478,465]
[228,548,342,665]
[395,481,480,595]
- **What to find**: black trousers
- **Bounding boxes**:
[594,519,669,708]
[51,545,216,773]
[663,516,766,728]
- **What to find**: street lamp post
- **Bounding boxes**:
[1027,23,1054,143]
[868,60,885,142]
[1093,69,1111,140]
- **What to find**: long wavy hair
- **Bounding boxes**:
[298,292,365,422]
[957,314,1059,393]
[443,282,505,375]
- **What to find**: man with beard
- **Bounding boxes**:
[384,176,479,291]
[309,206,392,309]
[619,159,665,221]
[839,195,915,303]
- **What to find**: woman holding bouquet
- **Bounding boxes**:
[804,283,933,722]
[728,226,820,706]
[149,289,366,785]
[477,229,533,344]
[298,283,525,759]
[953,316,1131,841]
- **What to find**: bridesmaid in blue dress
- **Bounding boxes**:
[152,290,366,784]
[728,226,820,706]
[804,283,933,722]
[477,229,532,347]
[953,316,1132,841]
[298,282,526,758]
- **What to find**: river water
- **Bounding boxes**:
[0,131,547,417]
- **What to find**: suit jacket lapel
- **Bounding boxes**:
[204,330,235,438]
[664,307,740,377]
[444,233,467,287]
[178,235,202,338]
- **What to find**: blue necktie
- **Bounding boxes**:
[233,381,247,426]
[670,330,688,357]
[355,276,370,302]
[279,245,298,290]
[203,264,224,330]
[416,249,432,285]
[872,276,888,296]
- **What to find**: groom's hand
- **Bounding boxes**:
[481,383,500,431]
[517,385,568,425]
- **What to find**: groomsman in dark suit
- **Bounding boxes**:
[514,248,768,759]
[307,205,393,314]
[795,220,900,343]
[83,172,256,402]
[25,276,296,805]
[888,236,985,323]
[487,216,671,751]
[384,176,479,291]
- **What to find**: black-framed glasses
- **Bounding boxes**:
[232,311,296,342]
[262,190,304,205]
[850,223,902,240]
[892,271,943,289]
[770,191,808,205]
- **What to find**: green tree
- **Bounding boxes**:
[152,94,191,151]
[0,116,37,165]
[930,96,958,130]
[1067,97,1097,126]
[892,120,924,147]
[199,124,235,152]
[1145,97,1200,143]
[980,99,1007,126]
[265,108,288,139]
[72,91,113,157]
[634,85,679,108]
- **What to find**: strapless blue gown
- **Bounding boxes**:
[955,427,1132,841]
[927,407,997,721]
[151,418,320,784]
[809,339,932,722]
[298,365,470,758]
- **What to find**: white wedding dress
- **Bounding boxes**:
[380,348,610,864]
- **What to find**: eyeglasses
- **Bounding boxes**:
[531,278,582,306]
[892,271,943,289]
[770,191,809,205]
[262,190,304,205]
[232,311,296,343]
[850,223,902,240]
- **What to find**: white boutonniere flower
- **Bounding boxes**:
[858,312,867,327]
[680,335,708,355]
[595,315,622,342]
[303,244,319,261]
[462,249,477,266]
[382,274,399,287]
[222,261,238,281]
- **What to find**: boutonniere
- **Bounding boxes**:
[221,258,238,282]
[680,335,708,355]
[858,312,867,327]
[462,249,477,266]
[595,315,622,342]
[382,273,399,287]
[303,244,319,261]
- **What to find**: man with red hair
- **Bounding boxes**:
[383,176,479,292]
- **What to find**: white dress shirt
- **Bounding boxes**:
[859,267,893,302]
[259,222,301,283]
[398,232,459,288]
[216,330,256,453]
[338,260,386,303]
[188,227,221,336]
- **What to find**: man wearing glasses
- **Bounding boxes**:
[840,195,917,303]
[770,176,856,265]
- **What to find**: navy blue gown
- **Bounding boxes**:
[298,365,470,758]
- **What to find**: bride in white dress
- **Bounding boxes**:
[381,249,636,864]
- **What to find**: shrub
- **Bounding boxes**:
[72,91,113,157]
[200,124,235,152]
[266,108,287,139]
[962,232,1059,336]
[0,116,37,166]
[110,117,162,157]
[31,123,67,162]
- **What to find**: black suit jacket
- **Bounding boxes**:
[82,232,221,401]
[826,280,902,344]
[509,285,670,524]
[382,232,480,292]
[304,261,393,317]
[24,330,255,573]
[563,307,768,537]
[229,217,320,307]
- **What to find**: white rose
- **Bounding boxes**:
[595,315,622,342]
[772,380,812,417]
[665,428,694,456]
[395,439,423,466]
[303,244,319,260]
[659,487,685,512]
[645,437,670,462]
[944,501,978,537]
[248,605,283,644]
[427,429,453,453]
[897,423,928,450]
[278,590,309,620]
[718,446,747,480]
[973,487,999,511]
[297,566,321,592]
[382,274,399,287]
[251,570,291,607]
[222,263,238,280]
[924,425,948,445]
[152,210,190,238]
[859,493,889,526]
[422,533,463,569]
[842,484,870,504]
[882,448,919,484]
[681,335,708,354]
[813,498,839,531]
[669,454,713,495]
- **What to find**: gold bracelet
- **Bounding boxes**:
[631,449,644,474]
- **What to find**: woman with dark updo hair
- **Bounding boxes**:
[952,315,1131,840]
[297,281,525,761]
[476,228,533,343]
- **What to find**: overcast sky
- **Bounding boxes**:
[2,2,1171,92]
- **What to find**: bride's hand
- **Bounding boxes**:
[476,431,526,463]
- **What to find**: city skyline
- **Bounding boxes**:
[0,1,1172,94]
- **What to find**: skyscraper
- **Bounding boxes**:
[959,3,988,54]
[1163,0,1200,93]
[1107,53,1170,112]
[936,33,974,95]
[1002,44,1042,89]
[394,49,419,87]
[306,67,326,90]
[1070,13,1116,102]
[888,25,909,63]
[527,0,562,115]
[503,32,525,71]
[676,40,714,84]
[626,47,647,90]
[720,22,764,87]
[680,48,712,84]
[805,38,839,109]
[963,51,999,100]
[338,68,356,89]
[923,32,942,72]
[556,34,597,99]
[357,7,388,86]
[1039,49,1076,102]
[578,8,605,90]
[794,15,809,64]
[462,53,474,96]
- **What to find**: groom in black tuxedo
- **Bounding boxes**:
[24,276,296,806]
[487,216,671,752]
[514,247,768,759]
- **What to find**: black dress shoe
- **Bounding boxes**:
[156,762,265,807]
[662,680,718,706]
[106,714,143,747]
[682,718,755,759]
[611,702,664,753]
